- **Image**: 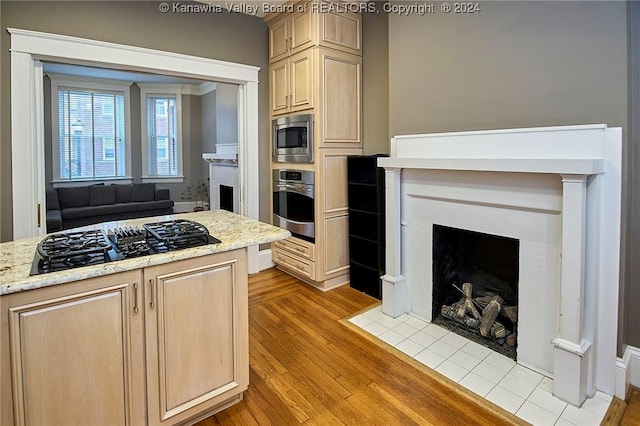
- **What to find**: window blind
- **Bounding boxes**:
[58,88,126,180]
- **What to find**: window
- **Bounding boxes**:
[50,75,131,183]
[140,85,183,181]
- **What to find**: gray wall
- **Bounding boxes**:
[389,1,628,136]
[181,93,204,201]
[362,2,389,156]
[201,89,217,181]
[625,1,640,351]
[0,0,270,241]
[388,1,632,352]
[215,83,239,147]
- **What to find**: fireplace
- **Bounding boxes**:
[378,124,622,406]
[432,225,519,361]
[220,184,234,212]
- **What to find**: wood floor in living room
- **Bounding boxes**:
[196,268,630,426]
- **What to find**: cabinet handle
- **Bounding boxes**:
[133,282,139,314]
[149,279,156,309]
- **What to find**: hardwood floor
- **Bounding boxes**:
[196,268,523,425]
[194,267,640,425]
[620,387,640,425]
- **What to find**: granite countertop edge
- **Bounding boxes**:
[0,210,291,296]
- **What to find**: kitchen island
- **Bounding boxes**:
[0,210,290,426]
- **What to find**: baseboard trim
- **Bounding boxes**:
[616,345,640,400]
[258,249,275,271]
[173,201,197,213]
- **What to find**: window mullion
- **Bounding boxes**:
[91,92,96,179]
[65,91,71,180]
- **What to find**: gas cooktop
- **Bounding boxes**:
[31,219,221,275]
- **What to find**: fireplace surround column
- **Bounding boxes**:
[552,174,593,406]
[381,167,408,317]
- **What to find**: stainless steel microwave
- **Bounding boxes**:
[272,113,314,163]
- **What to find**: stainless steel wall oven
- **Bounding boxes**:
[272,169,314,242]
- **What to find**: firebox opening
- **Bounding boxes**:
[220,185,234,212]
[432,225,519,360]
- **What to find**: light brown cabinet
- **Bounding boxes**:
[267,4,362,63]
[144,251,248,425]
[316,48,362,147]
[268,8,315,63]
[269,49,314,116]
[267,2,362,291]
[1,249,247,426]
[1,270,145,426]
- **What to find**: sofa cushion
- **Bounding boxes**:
[57,186,91,208]
[132,183,155,202]
[114,184,133,203]
[46,189,60,211]
[90,185,116,206]
[127,200,174,212]
[61,200,174,220]
[46,209,62,232]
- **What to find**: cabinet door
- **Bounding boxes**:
[269,16,289,63]
[317,49,362,147]
[3,271,144,426]
[290,8,316,54]
[290,50,314,112]
[144,250,248,425]
[270,58,290,116]
[319,10,362,55]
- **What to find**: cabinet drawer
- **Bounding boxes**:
[274,237,315,261]
[274,248,315,279]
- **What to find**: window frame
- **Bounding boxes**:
[49,74,133,186]
[140,84,184,183]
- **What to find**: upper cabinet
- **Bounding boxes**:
[269,8,316,63]
[270,49,315,116]
[267,2,362,64]
[317,9,362,55]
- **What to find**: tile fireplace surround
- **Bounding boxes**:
[377,125,622,407]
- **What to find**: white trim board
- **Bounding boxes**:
[258,249,275,272]
[9,28,261,272]
[616,345,640,400]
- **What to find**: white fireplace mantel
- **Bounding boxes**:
[378,124,622,407]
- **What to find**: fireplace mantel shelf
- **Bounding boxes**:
[377,157,604,175]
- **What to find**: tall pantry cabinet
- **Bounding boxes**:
[266,2,363,290]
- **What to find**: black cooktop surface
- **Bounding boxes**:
[31,219,220,275]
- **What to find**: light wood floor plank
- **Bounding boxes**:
[196,268,527,425]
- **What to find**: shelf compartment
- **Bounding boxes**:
[349,235,381,269]
[349,262,382,299]
[348,210,381,241]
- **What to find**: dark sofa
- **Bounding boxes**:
[46,183,174,232]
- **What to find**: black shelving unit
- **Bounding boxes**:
[347,154,387,299]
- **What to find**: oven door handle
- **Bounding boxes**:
[274,183,313,197]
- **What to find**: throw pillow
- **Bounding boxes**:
[57,186,91,209]
[114,184,133,203]
[90,185,116,206]
[131,183,156,202]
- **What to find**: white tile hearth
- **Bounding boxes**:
[350,306,612,426]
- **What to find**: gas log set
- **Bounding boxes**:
[440,282,517,351]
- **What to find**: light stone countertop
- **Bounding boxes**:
[0,210,290,296]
